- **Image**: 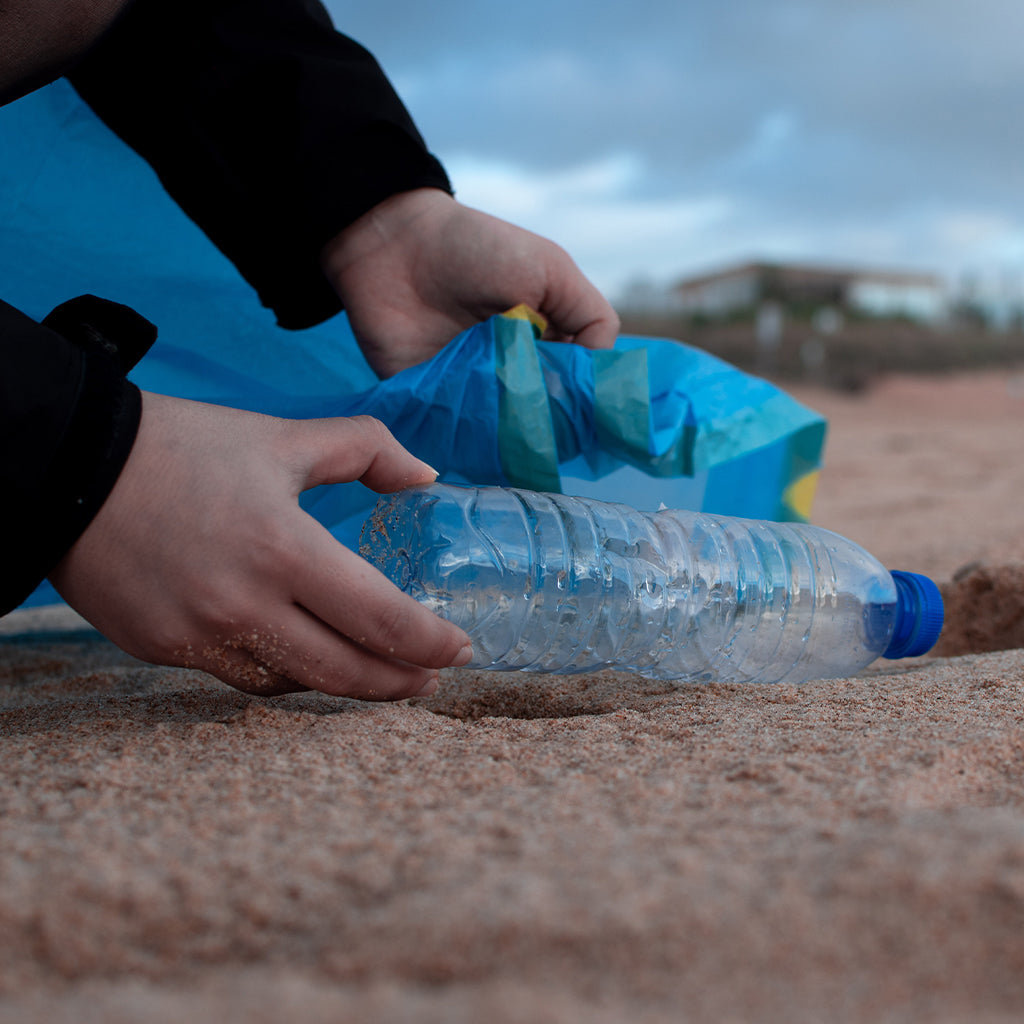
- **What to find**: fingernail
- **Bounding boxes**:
[452,643,474,668]
[415,673,440,697]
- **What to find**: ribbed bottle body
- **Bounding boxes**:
[361,483,901,684]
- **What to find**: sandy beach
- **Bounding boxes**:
[3,369,1024,1023]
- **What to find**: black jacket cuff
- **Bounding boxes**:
[1,295,155,612]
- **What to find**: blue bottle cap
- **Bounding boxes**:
[883,570,945,659]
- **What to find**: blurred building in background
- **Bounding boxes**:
[673,261,948,323]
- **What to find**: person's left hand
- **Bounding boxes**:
[321,188,620,378]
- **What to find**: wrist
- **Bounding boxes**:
[320,188,455,290]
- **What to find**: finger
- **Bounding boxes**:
[538,251,620,351]
[294,415,437,494]
[196,609,441,701]
[568,310,620,350]
[191,641,309,698]
[294,519,473,671]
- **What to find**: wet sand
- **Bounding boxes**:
[2,369,1024,1023]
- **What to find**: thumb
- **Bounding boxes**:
[296,414,438,494]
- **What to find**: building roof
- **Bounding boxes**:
[675,260,942,294]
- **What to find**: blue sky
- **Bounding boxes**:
[327,0,1024,303]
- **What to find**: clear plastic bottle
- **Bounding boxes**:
[360,483,944,684]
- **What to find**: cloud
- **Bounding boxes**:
[444,152,735,295]
[326,0,1024,294]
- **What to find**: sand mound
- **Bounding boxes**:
[938,564,1024,657]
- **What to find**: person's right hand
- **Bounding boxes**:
[49,392,473,698]
[322,189,620,378]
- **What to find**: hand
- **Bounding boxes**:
[49,393,473,699]
[322,188,620,377]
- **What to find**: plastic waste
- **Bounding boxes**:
[360,483,944,684]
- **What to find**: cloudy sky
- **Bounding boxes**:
[327,0,1024,303]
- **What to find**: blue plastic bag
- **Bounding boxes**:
[1,82,826,608]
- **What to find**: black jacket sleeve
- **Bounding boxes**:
[68,0,453,330]
[3,1,443,611]
[0,296,156,614]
